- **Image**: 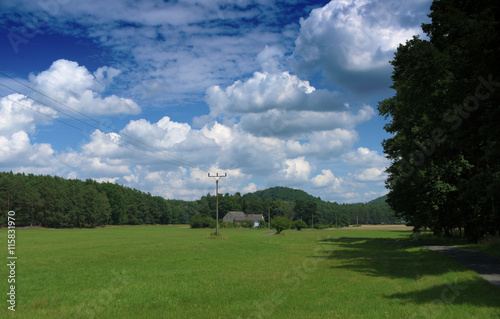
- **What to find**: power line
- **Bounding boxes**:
[0,94,191,168]
[0,72,198,168]
[0,71,241,192]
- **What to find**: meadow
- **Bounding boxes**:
[1,226,499,318]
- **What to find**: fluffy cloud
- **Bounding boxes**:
[114,165,252,201]
[285,129,358,160]
[239,105,374,138]
[311,169,343,189]
[0,131,32,163]
[121,117,190,149]
[294,0,431,99]
[81,117,217,170]
[0,131,59,174]
[279,157,313,183]
[206,70,345,117]
[200,122,284,175]
[341,147,389,168]
[354,167,386,181]
[58,151,130,178]
[29,59,141,115]
[0,93,58,136]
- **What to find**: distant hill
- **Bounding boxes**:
[368,195,388,204]
[244,186,321,203]
[246,186,387,205]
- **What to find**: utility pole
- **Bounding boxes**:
[208,172,227,236]
[268,206,271,230]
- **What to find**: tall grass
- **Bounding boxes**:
[1,226,499,318]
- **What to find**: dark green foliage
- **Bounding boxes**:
[0,172,397,229]
[189,213,215,228]
[368,195,388,205]
[239,220,254,228]
[241,188,396,226]
[312,224,329,230]
[258,219,267,228]
[378,0,500,242]
[271,216,292,234]
[245,186,321,203]
[294,200,320,226]
[0,172,173,228]
[293,219,307,231]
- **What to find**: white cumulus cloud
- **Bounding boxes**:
[29,59,141,115]
[311,169,343,188]
[294,0,431,100]
[280,157,313,182]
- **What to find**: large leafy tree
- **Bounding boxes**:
[378,0,500,241]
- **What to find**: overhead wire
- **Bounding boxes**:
[0,93,192,168]
[0,71,199,168]
[0,71,239,192]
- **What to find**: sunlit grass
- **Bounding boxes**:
[1,226,499,318]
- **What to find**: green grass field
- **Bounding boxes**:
[1,226,499,318]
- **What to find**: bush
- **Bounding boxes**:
[293,219,307,231]
[240,220,254,228]
[190,213,215,228]
[271,216,292,234]
[258,219,267,228]
[205,217,216,228]
[313,224,329,230]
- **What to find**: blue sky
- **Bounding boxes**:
[0,0,432,203]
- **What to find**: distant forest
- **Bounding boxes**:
[0,172,398,228]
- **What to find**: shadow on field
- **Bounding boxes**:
[317,238,460,280]
[314,238,500,308]
[386,278,500,308]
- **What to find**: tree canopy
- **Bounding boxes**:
[378,0,500,242]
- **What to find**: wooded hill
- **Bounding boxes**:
[0,172,397,228]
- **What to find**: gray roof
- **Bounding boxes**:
[245,214,264,222]
[222,211,264,222]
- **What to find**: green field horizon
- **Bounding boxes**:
[1,226,499,318]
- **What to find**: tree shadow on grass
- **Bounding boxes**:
[386,278,500,309]
[317,238,458,280]
[314,238,500,309]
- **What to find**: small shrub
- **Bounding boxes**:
[240,220,254,228]
[190,213,216,229]
[258,219,267,228]
[293,219,307,231]
[205,217,216,228]
[271,216,292,234]
[313,224,329,230]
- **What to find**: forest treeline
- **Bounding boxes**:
[0,172,196,227]
[0,172,397,228]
